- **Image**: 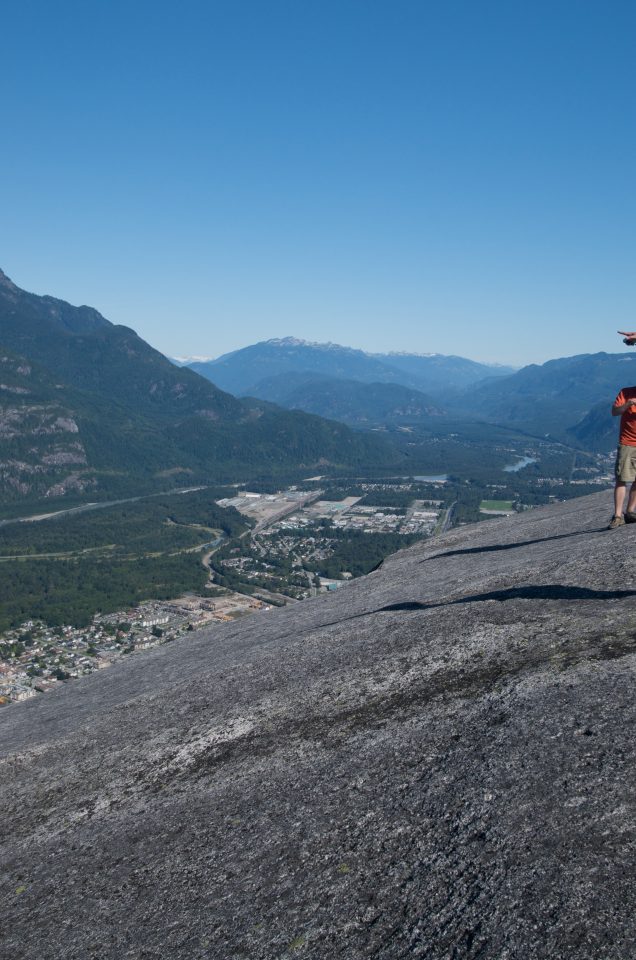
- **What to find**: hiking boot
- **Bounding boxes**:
[608,515,625,529]
[625,512,636,524]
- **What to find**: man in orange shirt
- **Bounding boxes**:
[609,385,636,528]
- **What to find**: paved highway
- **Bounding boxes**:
[0,486,209,529]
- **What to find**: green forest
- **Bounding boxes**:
[0,554,208,631]
[304,531,421,578]
[0,488,247,556]
[0,489,249,630]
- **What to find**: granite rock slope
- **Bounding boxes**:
[2,491,636,960]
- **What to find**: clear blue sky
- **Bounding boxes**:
[2,0,634,366]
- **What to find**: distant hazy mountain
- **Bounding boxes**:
[170,355,215,367]
[247,371,446,425]
[188,337,515,398]
[373,352,516,393]
[465,352,636,439]
[568,402,618,453]
[189,338,408,395]
[0,271,399,506]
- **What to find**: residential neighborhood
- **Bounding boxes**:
[0,592,267,705]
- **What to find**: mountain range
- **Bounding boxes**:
[188,337,515,398]
[1,265,627,517]
[190,339,632,449]
[0,270,399,508]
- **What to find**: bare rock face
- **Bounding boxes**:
[2,491,636,959]
[0,351,91,501]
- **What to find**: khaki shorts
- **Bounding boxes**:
[615,444,636,482]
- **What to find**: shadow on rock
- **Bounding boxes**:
[316,584,636,630]
[419,530,605,565]
[379,584,636,613]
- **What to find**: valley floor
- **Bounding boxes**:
[0,452,614,705]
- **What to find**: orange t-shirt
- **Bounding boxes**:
[615,387,636,445]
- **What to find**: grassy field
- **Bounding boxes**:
[480,499,515,512]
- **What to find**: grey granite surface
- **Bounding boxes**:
[2,490,636,959]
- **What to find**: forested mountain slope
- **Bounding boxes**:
[3,490,635,959]
[465,351,636,438]
[245,370,445,424]
[0,271,399,506]
[568,401,618,452]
